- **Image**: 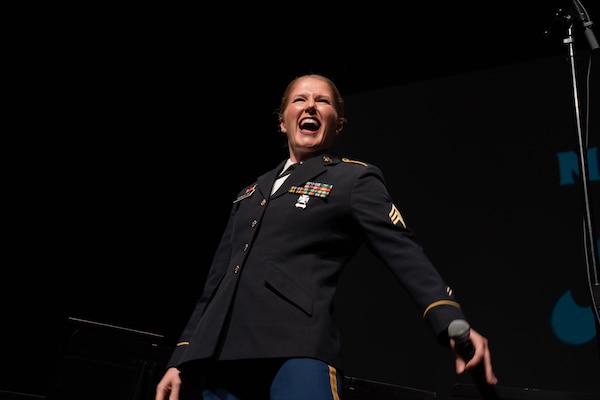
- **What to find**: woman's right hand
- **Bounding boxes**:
[155,367,182,400]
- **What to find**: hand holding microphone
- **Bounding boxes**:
[448,319,499,399]
[448,319,476,364]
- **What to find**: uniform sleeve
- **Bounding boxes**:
[349,164,466,342]
[166,201,239,367]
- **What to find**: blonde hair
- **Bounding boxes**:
[276,74,347,126]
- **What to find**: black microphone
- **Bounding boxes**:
[569,0,599,50]
[448,320,499,399]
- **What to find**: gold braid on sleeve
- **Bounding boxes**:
[422,300,461,318]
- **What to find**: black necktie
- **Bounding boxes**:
[272,163,298,196]
[279,163,298,178]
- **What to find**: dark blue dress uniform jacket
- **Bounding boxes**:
[167,153,466,372]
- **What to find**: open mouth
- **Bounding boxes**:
[299,118,320,131]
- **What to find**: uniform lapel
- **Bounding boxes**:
[257,160,286,199]
[272,156,329,198]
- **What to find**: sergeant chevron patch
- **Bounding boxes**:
[389,203,406,228]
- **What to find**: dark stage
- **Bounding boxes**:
[5,1,600,399]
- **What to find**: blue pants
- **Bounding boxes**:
[198,358,342,400]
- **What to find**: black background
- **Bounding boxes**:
[5,1,600,398]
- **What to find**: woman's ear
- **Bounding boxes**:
[336,120,345,134]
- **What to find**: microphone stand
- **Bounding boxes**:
[554,5,600,354]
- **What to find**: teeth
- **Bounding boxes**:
[300,118,320,130]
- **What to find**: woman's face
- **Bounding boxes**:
[279,76,343,160]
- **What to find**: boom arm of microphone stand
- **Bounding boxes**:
[569,0,599,50]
